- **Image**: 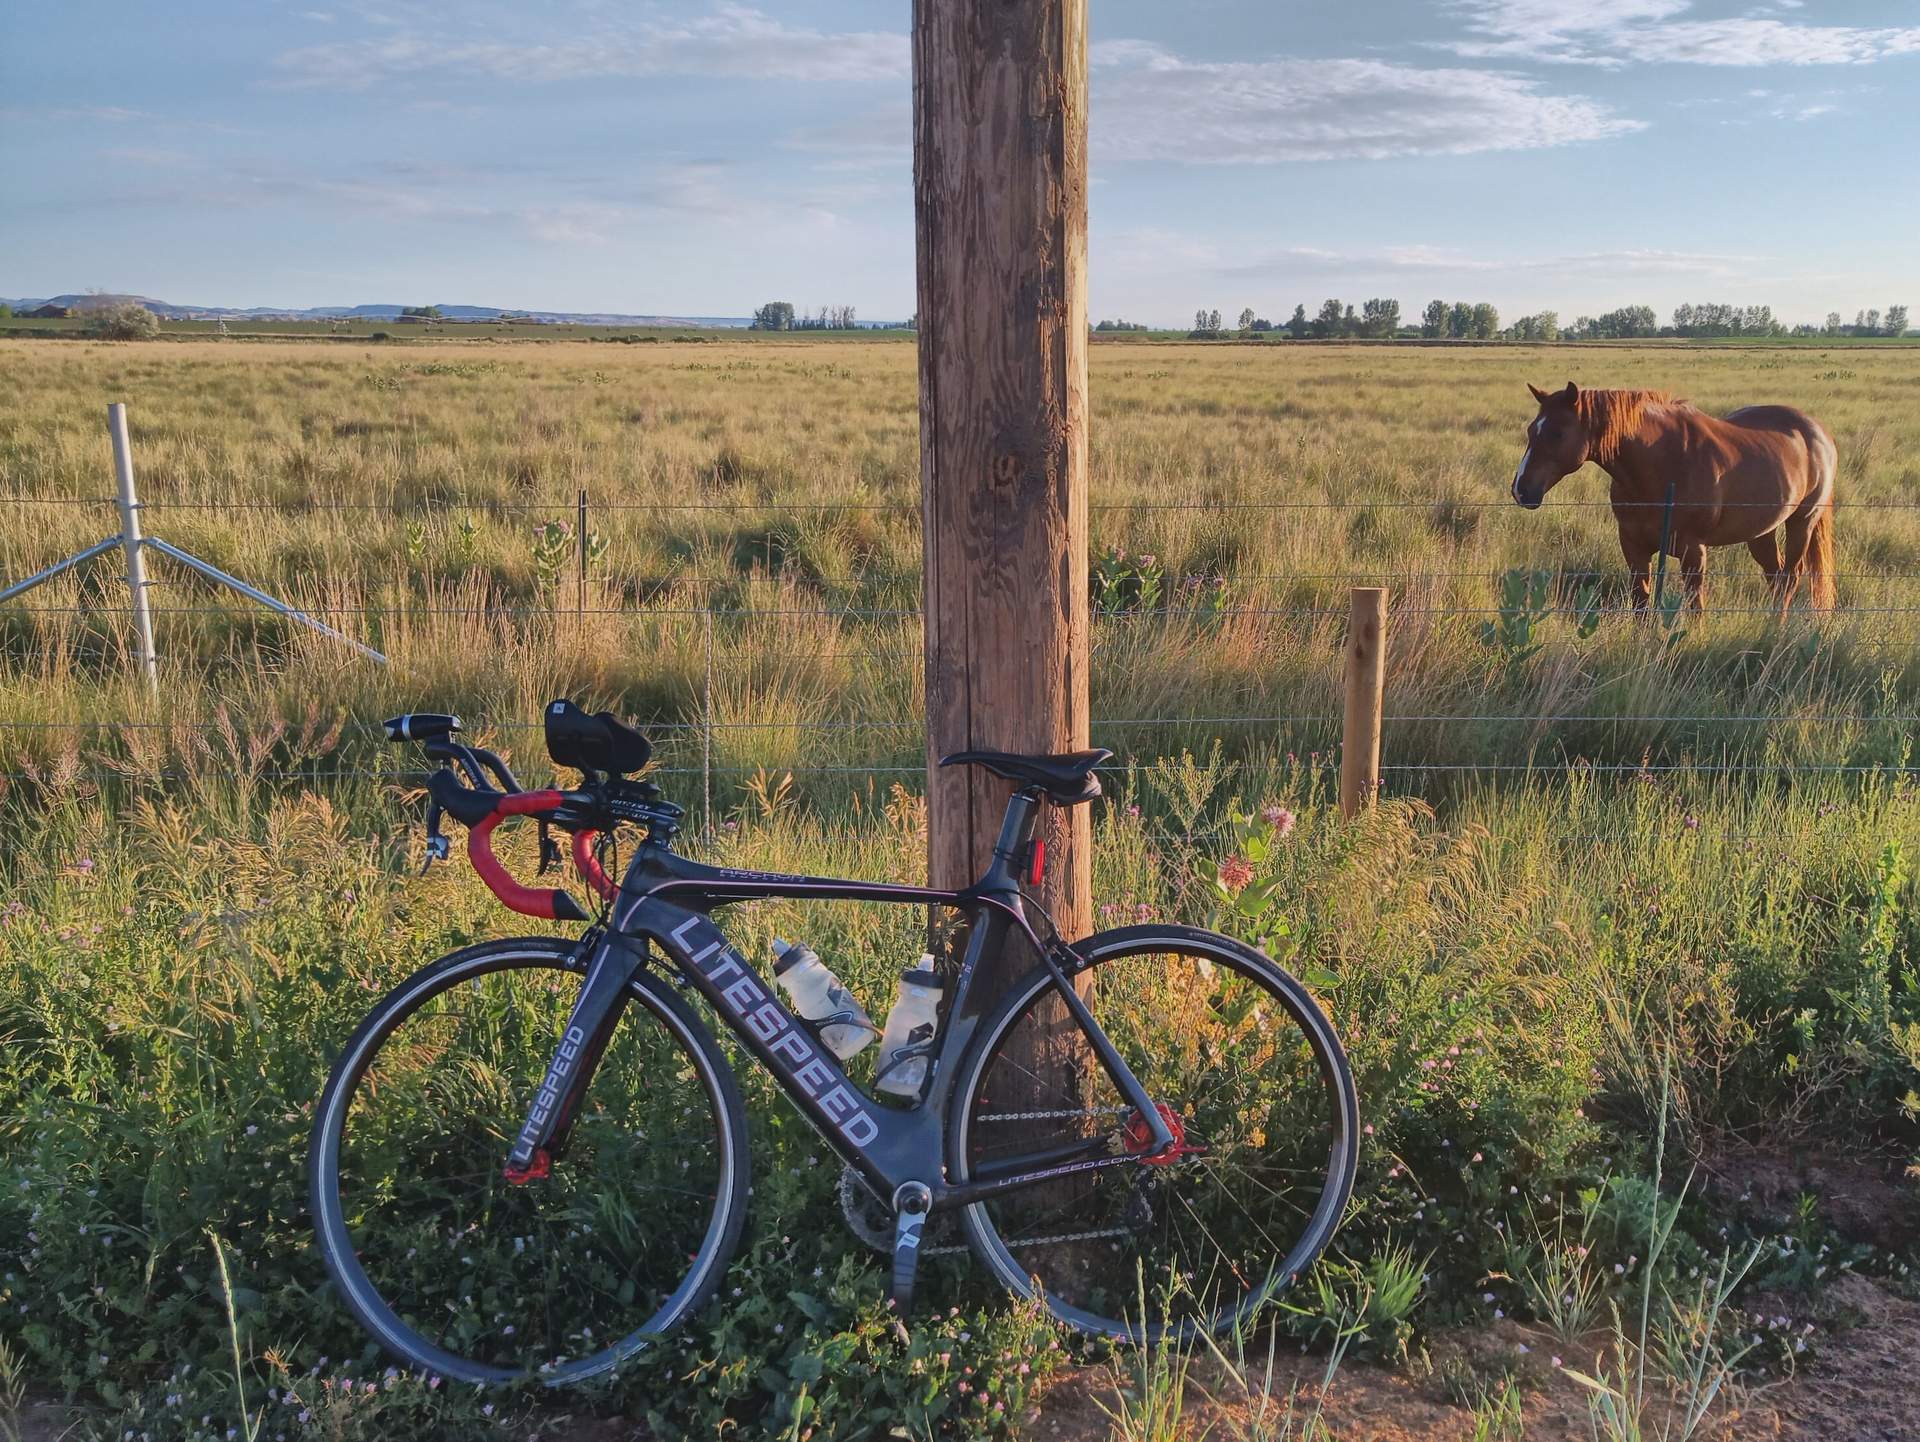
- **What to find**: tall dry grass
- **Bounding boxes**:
[3,338,1917,810]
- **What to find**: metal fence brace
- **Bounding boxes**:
[0,403,387,690]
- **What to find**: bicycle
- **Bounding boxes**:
[310,701,1358,1384]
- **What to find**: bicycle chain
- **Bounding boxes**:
[924,1224,1135,1258]
[853,1105,1140,1256]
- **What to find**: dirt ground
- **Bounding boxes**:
[13,1281,1914,1441]
[1024,1274,1920,1442]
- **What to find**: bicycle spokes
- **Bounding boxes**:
[961,936,1354,1338]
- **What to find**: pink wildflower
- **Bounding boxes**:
[1218,855,1255,894]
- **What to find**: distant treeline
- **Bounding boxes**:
[750,302,868,331]
[1103,299,1912,341]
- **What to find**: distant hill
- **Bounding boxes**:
[0,293,757,327]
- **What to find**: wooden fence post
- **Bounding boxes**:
[1341,587,1387,817]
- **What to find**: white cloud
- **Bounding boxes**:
[1444,0,1920,66]
[1104,232,1754,284]
[783,39,1642,172]
[1093,45,1641,163]
[272,4,907,88]
[521,202,627,246]
[102,147,198,168]
[93,150,849,249]
[1,105,152,123]
[782,106,911,170]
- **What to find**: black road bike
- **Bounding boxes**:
[309,702,1358,1384]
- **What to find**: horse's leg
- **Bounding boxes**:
[1747,533,1783,608]
[1777,512,1815,617]
[1620,530,1655,615]
[1680,540,1709,612]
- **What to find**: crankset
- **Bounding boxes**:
[838,1166,958,1255]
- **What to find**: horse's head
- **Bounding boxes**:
[1513,381,1587,509]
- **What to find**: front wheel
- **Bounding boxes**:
[309,938,750,1384]
[950,925,1358,1341]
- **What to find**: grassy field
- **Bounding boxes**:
[0,316,910,343]
[2,336,1918,1440]
[4,337,1919,788]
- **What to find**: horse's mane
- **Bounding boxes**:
[1576,389,1684,464]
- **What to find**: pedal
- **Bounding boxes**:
[890,1181,933,1314]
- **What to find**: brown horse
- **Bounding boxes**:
[1511,382,1836,614]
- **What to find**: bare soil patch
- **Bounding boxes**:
[1024,1276,1920,1441]
[1695,1135,1920,1255]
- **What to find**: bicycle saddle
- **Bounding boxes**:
[939,747,1112,805]
[544,699,653,776]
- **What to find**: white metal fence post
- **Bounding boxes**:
[107,403,159,693]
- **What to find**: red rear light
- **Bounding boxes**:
[1028,838,1046,886]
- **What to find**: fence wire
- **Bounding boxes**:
[4,489,1917,834]
[9,494,1920,512]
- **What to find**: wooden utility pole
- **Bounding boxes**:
[914,0,1091,949]
[1341,588,1387,817]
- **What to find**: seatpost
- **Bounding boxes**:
[987,788,1043,884]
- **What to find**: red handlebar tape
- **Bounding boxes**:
[571,829,617,901]
[467,791,590,922]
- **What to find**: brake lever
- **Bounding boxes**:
[422,799,450,874]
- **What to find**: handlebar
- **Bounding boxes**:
[388,710,682,922]
[466,790,594,922]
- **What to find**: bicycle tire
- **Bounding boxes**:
[309,937,750,1384]
[948,924,1358,1341]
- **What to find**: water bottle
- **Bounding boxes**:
[874,958,943,1099]
[771,939,876,1061]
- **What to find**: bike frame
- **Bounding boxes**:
[510,787,1176,1212]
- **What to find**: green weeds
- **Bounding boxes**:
[2,339,1918,1438]
[1565,1067,1766,1442]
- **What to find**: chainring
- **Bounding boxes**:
[837,1166,960,1256]
[838,1166,898,1253]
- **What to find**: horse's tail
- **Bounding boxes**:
[1805,504,1836,611]
[1805,422,1838,611]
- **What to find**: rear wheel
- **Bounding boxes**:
[950,925,1357,1340]
[309,938,749,1384]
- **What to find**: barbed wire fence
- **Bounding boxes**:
[4,480,1918,838]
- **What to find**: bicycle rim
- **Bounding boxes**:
[952,926,1357,1340]
[310,939,746,1384]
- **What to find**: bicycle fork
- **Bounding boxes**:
[504,929,640,1182]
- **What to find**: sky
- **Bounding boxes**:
[1,0,1916,327]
